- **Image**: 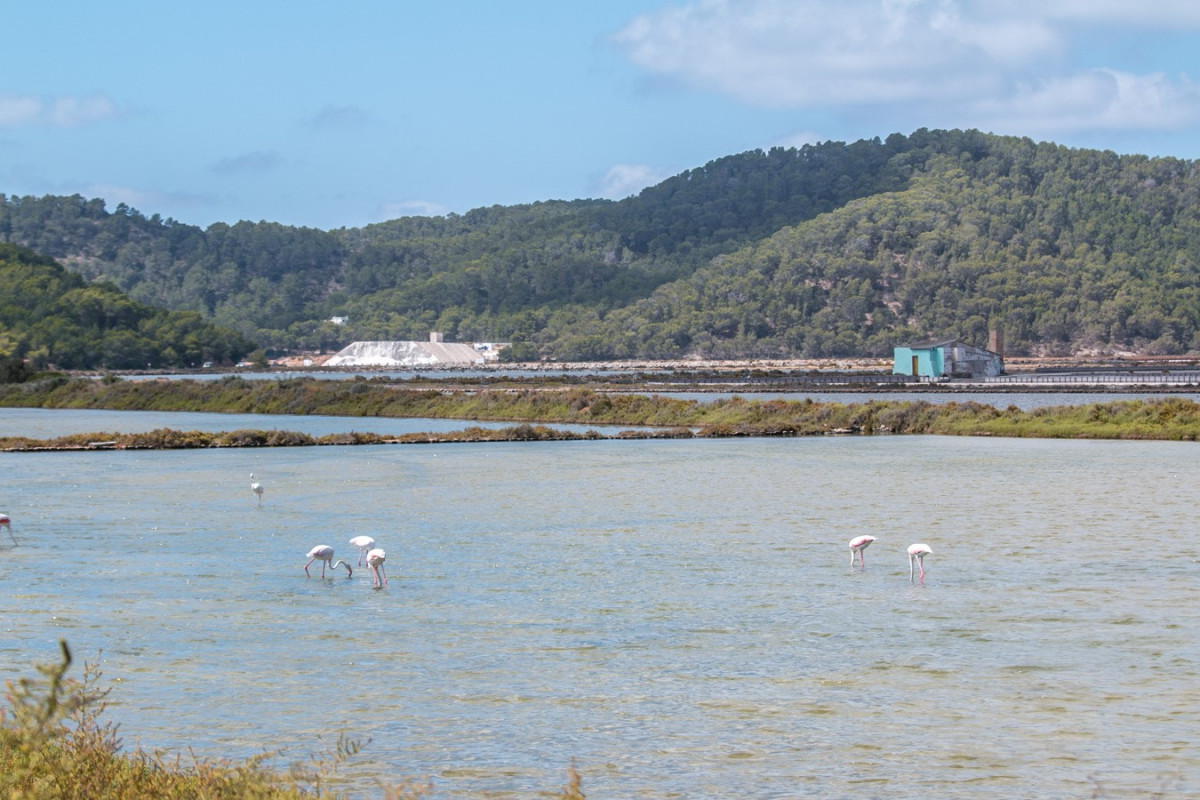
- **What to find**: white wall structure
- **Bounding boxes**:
[324,340,487,367]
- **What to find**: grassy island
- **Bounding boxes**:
[2,375,1200,449]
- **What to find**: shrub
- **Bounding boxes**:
[2,641,590,798]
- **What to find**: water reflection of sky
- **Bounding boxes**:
[0,408,634,440]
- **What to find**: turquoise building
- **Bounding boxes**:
[893,339,1003,379]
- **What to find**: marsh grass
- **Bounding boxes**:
[1,641,585,799]
[5,376,1200,445]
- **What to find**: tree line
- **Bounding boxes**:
[0,244,253,372]
[3,129,1199,360]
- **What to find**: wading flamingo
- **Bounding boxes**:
[366,547,387,588]
[250,474,264,505]
[305,545,352,578]
[349,535,376,566]
[0,513,14,545]
[848,535,876,567]
[908,543,932,583]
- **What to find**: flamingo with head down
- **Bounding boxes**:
[349,535,376,566]
[0,513,15,545]
[847,535,875,567]
[366,548,387,588]
[304,545,352,578]
[908,543,932,583]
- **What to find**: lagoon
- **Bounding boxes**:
[0,415,1197,797]
[0,407,631,440]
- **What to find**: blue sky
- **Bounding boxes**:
[5,0,1200,231]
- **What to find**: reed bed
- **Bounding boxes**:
[3,376,1200,446]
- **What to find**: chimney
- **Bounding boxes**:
[988,327,1004,357]
[429,331,444,343]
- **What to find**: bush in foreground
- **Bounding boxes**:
[1,641,584,799]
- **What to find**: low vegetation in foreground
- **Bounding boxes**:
[1,641,586,799]
[3,375,1200,447]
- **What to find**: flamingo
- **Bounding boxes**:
[908,543,932,583]
[349,535,376,566]
[0,513,15,545]
[304,545,352,578]
[848,534,875,567]
[250,474,264,504]
[366,547,387,588]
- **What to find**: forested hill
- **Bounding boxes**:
[3,128,1199,360]
[0,244,253,371]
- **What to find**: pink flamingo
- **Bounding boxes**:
[349,535,376,566]
[304,545,352,578]
[908,543,932,583]
[0,513,14,545]
[848,535,875,567]
[366,547,387,588]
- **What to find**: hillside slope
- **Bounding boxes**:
[2,129,1198,359]
[0,244,253,370]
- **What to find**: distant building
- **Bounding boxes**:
[893,339,1003,379]
[329,316,348,325]
[324,334,489,367]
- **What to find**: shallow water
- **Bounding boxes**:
[0,422,1197,798]
[0,407,630,439]
[5,391,1196,442]
[651,389,1200,409]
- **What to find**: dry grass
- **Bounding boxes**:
[2,641,584,799]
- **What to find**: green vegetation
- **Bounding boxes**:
[0,641,434,799]
[5,376,1200,445]
[5,129,1200,359]
[0,244,253,370]
[1,641,587,799]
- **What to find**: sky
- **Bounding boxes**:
[5,0,1200,231]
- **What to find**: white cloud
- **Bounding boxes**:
[997,0,1200,27]
[972,69,1200,133]
[613,0,1038,107]
[0,92,119,127]
[612,0,1200,133]
[0,95,42,126]
[595,163,675,199]
[376,200,451,220]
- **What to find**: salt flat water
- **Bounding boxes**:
[4,391,1197,442]
[1,415,1198,797]
[0,407,631,439]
